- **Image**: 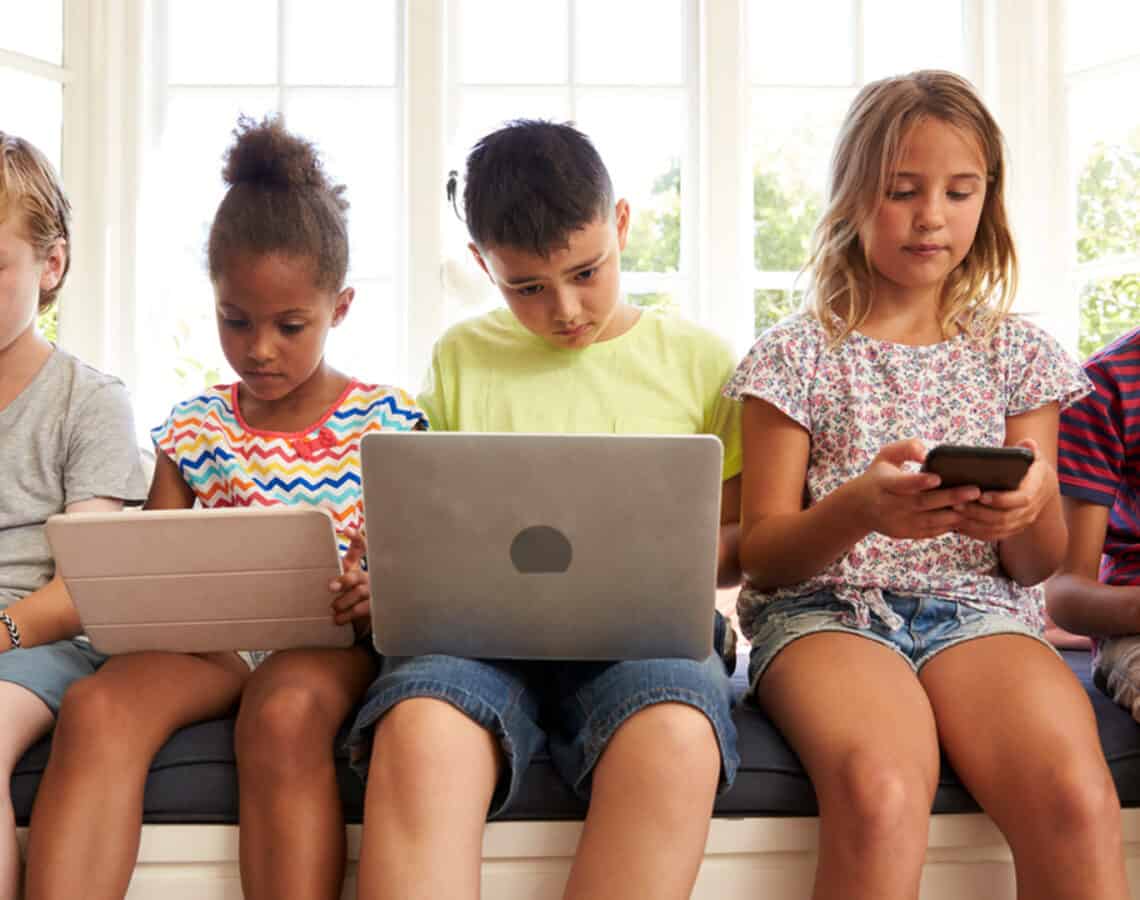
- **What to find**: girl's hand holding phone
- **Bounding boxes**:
[330,526,372,632]
[856,438,982,540]
[954,439,1056,543]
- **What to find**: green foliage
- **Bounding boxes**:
[622,133,1140,352]
[171,318,221,389]
[1075,133,1140,358]
[1078,273,1140,360]
[36,306,57,343]
[629,292,680,316]
[623,162,681,273]
[753,168,820,273]
[754,289,803,336]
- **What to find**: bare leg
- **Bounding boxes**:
[921,635,1129,900]
[236,645,377,900]
[562,702,720,900]
[24,652,247,900]
[0,683,54,900]
[758,634,940,900]
[356,698,500,900]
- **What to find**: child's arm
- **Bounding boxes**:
[0,497,123,651]
[144,450,197,510]
[956,404,1066,586]
[717,476,741,587]
[739,397,980,590]
[1047,498,1140,635]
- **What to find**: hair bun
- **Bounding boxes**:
[222,114,327,190]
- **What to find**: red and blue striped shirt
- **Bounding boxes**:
[1058,327,1140,586]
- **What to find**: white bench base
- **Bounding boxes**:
[19,810,1140,898]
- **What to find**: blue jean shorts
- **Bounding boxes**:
[347,636,739,818]
[0,638,108,714]
[747,591,1053,694]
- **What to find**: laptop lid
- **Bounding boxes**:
[362,432,722,661]
[45,507,353,654]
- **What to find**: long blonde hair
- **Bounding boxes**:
[805,70,1017,345]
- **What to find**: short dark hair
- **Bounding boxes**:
[208,115,349,291]
[458,120,614,257]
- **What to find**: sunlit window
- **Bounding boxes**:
[749,0,969,336]
[445,0,692,323]
[135,0,402,431]
[1066,0,1140,359]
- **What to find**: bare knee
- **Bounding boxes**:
[819,753,932,850]
[370,698,498,792]
[1018,759,1121,846]
[51,678,141,769]
[235,684,335,773]
[600,703,720,804]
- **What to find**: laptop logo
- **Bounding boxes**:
[510,526,572,574]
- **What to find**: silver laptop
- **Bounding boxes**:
[361,432,723,661]
[46,507,354,654]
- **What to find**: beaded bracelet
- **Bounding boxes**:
[0,612,21,650]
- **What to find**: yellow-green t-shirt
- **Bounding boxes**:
[417,307,742,481]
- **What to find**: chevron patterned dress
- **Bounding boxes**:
[150,380,428,555]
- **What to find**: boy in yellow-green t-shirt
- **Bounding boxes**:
[349,120,741,900]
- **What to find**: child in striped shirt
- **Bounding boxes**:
[1049,326,1140,714]
[25,116,425,900]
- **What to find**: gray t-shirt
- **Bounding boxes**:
[0,350,148,606]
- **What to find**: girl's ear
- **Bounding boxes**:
[332,286,355,326]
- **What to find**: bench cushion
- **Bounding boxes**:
[13,650,1140,824]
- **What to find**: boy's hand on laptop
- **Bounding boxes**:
[330,527,372,630]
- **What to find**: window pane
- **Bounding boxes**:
[167,0,278,85]
[749,0,855,86]
[628,291,681,317]
[862,0,965,81]
[451,87,571,162]
[577,91,686,273]
[0,0,62,64]
[326,279,405,387]
[575,0,683,85]
[752,88,852,272]
[1078,273,1140,360]
[754,288,803,336]
[135,89,277,429]
[0,68,62,170]
[457,0,569,84]
[1069,70,1140,266]
[284,0,397,85]
[284,89,399,280]
[1066,0,1140,73]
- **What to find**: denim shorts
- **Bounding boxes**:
[347,638,739,818]
[0,638,108,713]
[747,591,1054,694]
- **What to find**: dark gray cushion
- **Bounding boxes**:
[12,650,1140,825]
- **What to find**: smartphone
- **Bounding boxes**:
[921,444,1034,492]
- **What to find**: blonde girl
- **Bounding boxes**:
[727,70,1128,899]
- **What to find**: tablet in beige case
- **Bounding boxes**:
[45,507,353,654]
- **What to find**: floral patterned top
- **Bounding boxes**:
[725,313,1091,640]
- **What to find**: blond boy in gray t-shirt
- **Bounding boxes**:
[0,133,146,899]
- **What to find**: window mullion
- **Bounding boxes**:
[404,0,447,384]
[698,0,752,354]
[979,0,1073,346]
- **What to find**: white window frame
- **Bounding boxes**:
[58,0,1097,399]
[1061,10,1140,349]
